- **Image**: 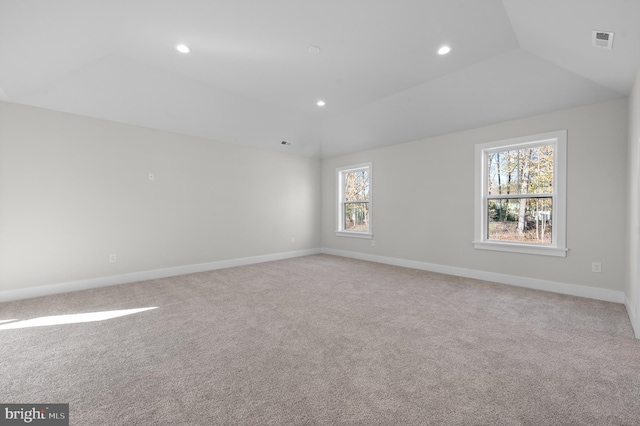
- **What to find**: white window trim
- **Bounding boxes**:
[473,130,567,257]
[336,162,373,239]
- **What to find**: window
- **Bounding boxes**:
[474,130,567,257]
[336,163,372,239]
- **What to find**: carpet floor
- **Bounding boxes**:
[1,254,639,425]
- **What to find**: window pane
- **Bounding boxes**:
[344,202,369,232]
[487,145,554,195]
[487,198,552,243]
[344,170,370,201]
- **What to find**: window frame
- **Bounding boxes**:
[336,162,373,239]
[473,130,567,257]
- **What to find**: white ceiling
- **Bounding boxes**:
[1,0,638,158]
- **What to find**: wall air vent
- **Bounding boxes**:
[592,30,614,49]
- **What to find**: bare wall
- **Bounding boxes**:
[322,99,628,293]
[0,102,322,293]
[627,68,640,335]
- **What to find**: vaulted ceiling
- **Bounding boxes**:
[1,0,638,157]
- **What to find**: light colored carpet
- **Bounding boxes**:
[1,254,638,425]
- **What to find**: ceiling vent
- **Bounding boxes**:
[592,30,614,49]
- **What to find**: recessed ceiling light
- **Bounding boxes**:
[438,45,451,55]
[317,100,326,107]
[308,46,321,54]
[176,44,191,54]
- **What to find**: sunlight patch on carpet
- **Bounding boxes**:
[0,307,158,330]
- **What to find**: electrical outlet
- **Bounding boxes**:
[592,262,601,273]
[290,237,295,244]
[148,173,155,181]
[109,254,117,263]
[371,240,376,247]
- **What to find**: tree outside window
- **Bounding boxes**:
[487,144,554,243]
[474,131,567,257]
[336,163,372,238]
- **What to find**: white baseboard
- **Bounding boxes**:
[0,246,629,314]
[625,295,640,339]
[0,248,321,303]
[322,248,626,304]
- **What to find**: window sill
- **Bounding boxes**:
[335,231,373,240]
[473,241,567,257]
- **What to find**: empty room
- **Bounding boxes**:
[1,0,640,424]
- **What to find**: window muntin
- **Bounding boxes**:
[474,131,566,256]
[336,163,372,238]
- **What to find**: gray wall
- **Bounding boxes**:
[322,99,629,292]
[627,68,640,335]
[0,102,322,293]
[0,97,632,301]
